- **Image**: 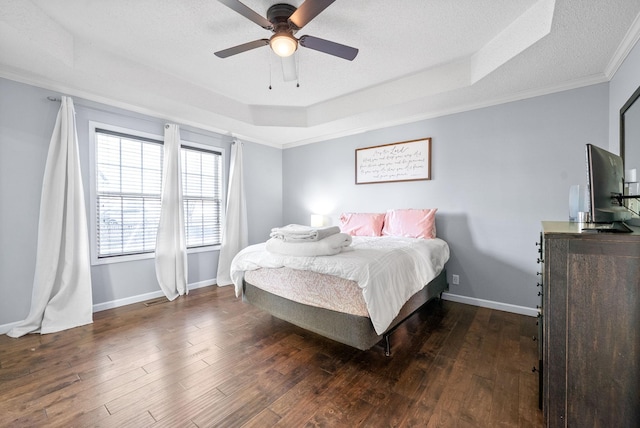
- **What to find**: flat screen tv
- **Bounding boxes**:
[586,143,632,223]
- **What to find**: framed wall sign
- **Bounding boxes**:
[355,138,431,184]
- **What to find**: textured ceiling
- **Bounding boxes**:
[1,0,640,147]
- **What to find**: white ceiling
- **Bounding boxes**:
[1,0,640,148]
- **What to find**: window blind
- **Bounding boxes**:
[94,129,222,259]
[182,146,223,248]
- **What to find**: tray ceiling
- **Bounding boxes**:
[1,0,639,147]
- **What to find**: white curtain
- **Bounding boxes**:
[155,124,188,300]
[216,140,248,286]
[8,97,93,338]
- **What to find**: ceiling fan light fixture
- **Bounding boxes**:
[270,33,298,57]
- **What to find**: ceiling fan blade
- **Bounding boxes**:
[289,0,335,29]
[281,55,297,82]
[214,39,269,58]
[299,35,358,61]
[218,0,273,29]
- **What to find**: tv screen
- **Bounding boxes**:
[586,144,631,223]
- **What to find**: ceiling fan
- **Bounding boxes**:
[214,0,359,61]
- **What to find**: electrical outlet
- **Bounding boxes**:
[452,274,459,285]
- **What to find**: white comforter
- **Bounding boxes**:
[230,236,450,334]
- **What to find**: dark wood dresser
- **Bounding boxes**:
[540,221,640,427]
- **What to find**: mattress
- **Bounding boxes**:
[244,267,369,317]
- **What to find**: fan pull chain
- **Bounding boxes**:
[268,49,273,90]
[296,51,300,88]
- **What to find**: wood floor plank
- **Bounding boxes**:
[400,354,456,426]
[103,359,209,415]
[459,374,495,426]
[280,356,365,426]
[241,407,282,427]
[316,365,381,426]
[490,366,521,427]
[518,359,544,427]
[146,384,226,426]
[266,367,334,425]
[42,367,149,422]
[300,359,378,426]
[57,404,156,428]
[0,285,543,427]
[361,390,416,427]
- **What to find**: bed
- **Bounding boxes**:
[230,234,450,355]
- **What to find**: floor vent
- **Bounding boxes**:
[144,298,170,307]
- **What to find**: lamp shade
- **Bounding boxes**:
[270,33,297,57]
[626,168,637,183]
[310,214,324,227]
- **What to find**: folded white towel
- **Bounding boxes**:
[266,232,352,256]
[269,224,341,242]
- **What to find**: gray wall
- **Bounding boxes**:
[610,39,640,154]
[283,83,610,311]
[0,77,282,326]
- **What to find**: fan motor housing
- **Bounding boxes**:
[268,3,297,30]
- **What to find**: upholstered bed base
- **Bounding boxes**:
[242,269,448,354]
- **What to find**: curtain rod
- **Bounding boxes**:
[45,94,234,144]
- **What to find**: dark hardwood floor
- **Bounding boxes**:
[0,285,543,427]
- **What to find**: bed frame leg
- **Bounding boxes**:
[384,334,391,357]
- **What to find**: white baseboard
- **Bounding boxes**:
[442,292,539,317]
[0,279,218,334]
[0,321,22,335]
[92,279,217,313]
[92,290,166,313]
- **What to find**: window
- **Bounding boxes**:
[92,125,223,262]
[182,146,223,248]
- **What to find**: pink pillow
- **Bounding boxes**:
[382,208,437,239]
[339,212,385,236]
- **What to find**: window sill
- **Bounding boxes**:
[91,244,221,266]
